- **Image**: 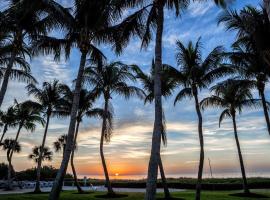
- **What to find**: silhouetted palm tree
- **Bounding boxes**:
[7,100,44,189]
[0,106,17,144]
[173,38,229,199]
[0,39,36,86]
[133,60,177,199]
[84,61,144,195]
[61,86,103,193]
[0,0,69,107]
[124,1,227,198]
[201,79,262,194]
[33,1,144,197]
[1,138,21,189]
[27,80,66,193]
[53,134,68,158]
[219,6,270,137]
[29,146,53,163]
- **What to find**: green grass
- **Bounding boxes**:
[1,190,270,200]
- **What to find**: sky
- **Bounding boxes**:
[1,0,270,180]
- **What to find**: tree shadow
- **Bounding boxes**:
[72,191,94,194]
[157,198,185,200]
[229,192,269,198]
[94,193,128,199]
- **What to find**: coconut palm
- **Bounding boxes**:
[7,100,44,190]
[53,134,68,158]
[219,6,270,137]
[0,106,17,144]
[1,138,21,188]
[227,41,270,137]
[61,86,104,193]
[33,2,146,198]
[29,146,53,163]
[84,61,144,195]
[0,39,36,86]
[173,38,230,200]
[0,0,69,107]
[122,1,228,198]
[26,80,66,193]
[133,60,178,199]
[200,79,262,194]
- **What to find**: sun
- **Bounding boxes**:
[115,173,119,176]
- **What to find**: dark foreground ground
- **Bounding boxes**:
[1,190,270,200]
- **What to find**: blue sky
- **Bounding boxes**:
[1,0,270,179]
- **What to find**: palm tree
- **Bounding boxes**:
[200,79,262,194]
[7,100,44,190]
[228,41,270,137]
[0,0,69,107]
[173,38,230,200]
[0,106,17,144]
[53,134,68,159]
[84,61,144,195]
[1,138,21,189]
[29,146,53,163]
[27,80,66,193]
[122,1,228,198]
[219,6,270,137]
[133,60,177,199]
[33,1,145,198]
[0,38,37,86]
[61,86,103,193]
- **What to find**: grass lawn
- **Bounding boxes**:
[1,190,270,200]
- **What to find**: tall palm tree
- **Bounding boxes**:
[133,60,177,199]
[29,146,53,163]
[0,106,17,144]
[84,61,144,195]
[173,38,230,200]
[1,138,21,189]
[122,1,228,198]
[0,0,69,107]
[61,87,104,193]
[219,6,270,137]
[200,79,262,194]
[34,2,145,198]
[27,80,66,193]
[7,100,44,190]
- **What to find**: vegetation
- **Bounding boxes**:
[0,1,269,200]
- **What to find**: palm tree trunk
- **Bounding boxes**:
[100,98,114,195]
[0,51,16,107]
[145,2,164,200]
[7,124,22,190]
[34,114,51,193]
[158,156,170,199]
[0,125,8,144]
[7,154,13,190]
[232,113,249,194]
[264,0,270,21]
[260,89,270,136]
[71,120,84,193]
[194,91,204,200]
[49,51,87,200]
